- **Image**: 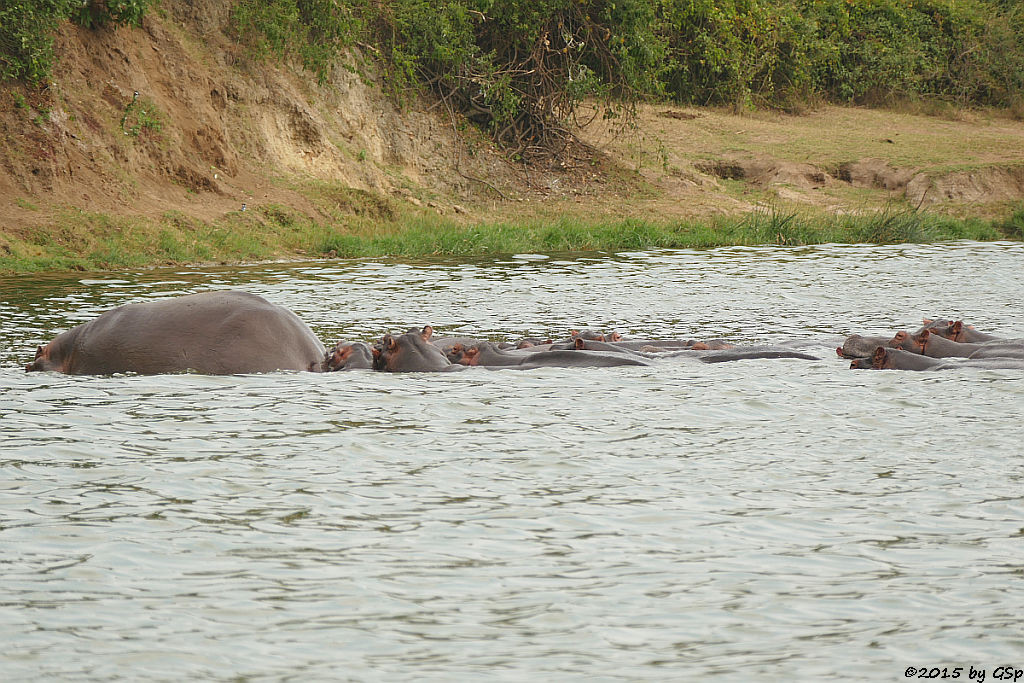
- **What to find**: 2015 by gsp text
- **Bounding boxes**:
[905,667,1022,682]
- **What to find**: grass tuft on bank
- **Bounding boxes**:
[0,204,1017,274]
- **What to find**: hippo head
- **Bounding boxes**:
[888,330,925,354]
[25,341,64,373]
[918,318,953,331]
[457,344,488,366]
[871,346,894,369]
[838,334,891,359]
[326,341,375,371]
[931,320,968,342]
[446,343,474,365]
[570,329,606,342]
[373,326,452,372]
[848,346,889,370]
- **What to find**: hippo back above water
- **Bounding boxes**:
[26,290,327,375]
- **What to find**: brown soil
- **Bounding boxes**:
[2,1,1023,245]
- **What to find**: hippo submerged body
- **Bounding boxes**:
[26,290,327,375]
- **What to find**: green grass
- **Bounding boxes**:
[315,206,1008,257]
[0,204,1018,274]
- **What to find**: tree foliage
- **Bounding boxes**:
[3,0,1022,160]
[658,0,1024,109]
[372,0,664,160]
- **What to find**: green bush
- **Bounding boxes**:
[0,1,71,83]
[658,0,821,109]
[0,0,152,84]
[655,0,1024,109]
[74,0,152,29]
[231,0,364,84]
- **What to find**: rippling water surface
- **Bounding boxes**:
[2,242,1023,680]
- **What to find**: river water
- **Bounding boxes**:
[2,241,1023,680]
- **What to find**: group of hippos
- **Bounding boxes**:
[838,320,1024,371]
[23,290,1024,375]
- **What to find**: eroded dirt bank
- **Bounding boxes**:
[2,0,1023,256]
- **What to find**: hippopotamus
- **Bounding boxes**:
[26,290,327,375]
[915,319,1003,344]
[695,347,819,363]
[569,329,622,342]
[837,334,893,359]
[449,341,528,367]
[605,339,730,352]
[550,338,645,355]
[451,341,650,368]
[516,337,553,349]
[326,341,375,370]
[373,327,463,372]
[888,330,1024,359]
[851,346,1024,371]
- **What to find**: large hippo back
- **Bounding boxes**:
[27,290,326,375]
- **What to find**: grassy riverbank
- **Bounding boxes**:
[4,4,1024,275]
[3,202,1021,274]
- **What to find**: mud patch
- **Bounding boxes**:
[659,110,702,120]
[171,165,219,194]
[836,159,914,192]
[907,165,1024,207]
[697,158,830,189]
[696,160,746,181]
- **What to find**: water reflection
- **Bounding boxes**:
[1,241,1024,679]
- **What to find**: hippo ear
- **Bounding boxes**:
[872,346,887,368]
[34,345,44,360]
[421,325,433,341]
[922,318,933,325]
[608,331,622,342]
[574,338,585,350]
[569,329,580,339]
[384,335,397,352]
